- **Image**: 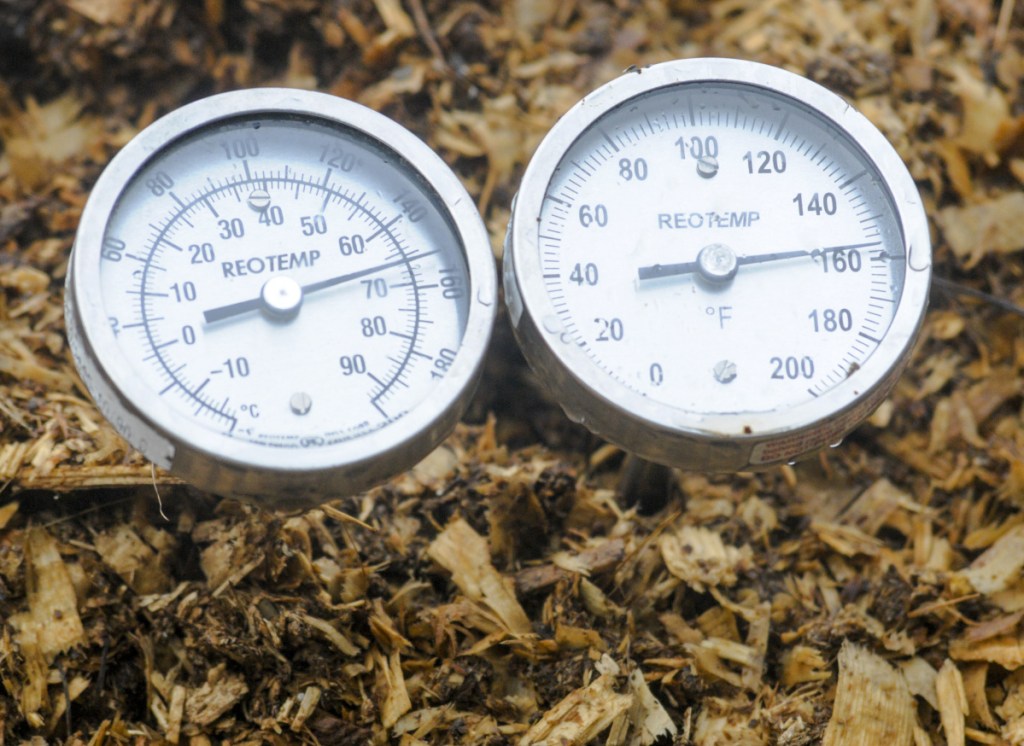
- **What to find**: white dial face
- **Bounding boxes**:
[95,115,470,451]
[536,82,906,427]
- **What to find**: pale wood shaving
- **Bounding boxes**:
[934,192,1024,266]
[936,659,968,746]
[960,525,1024,594]
[374,649,412,730]
[9,527,85,662]
[660,524,752,591]
[183,663,249,727]
[427,516,531,635]
[822,642,915,746]
[517,672,631,746]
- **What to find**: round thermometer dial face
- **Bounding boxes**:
[68,89,495,503]
[505,60,930,470]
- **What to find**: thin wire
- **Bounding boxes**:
[931,275,1024,319]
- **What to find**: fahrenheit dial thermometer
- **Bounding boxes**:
[67,89,495,505]
[504,59,930,470]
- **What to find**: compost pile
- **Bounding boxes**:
[2,0,1024,743]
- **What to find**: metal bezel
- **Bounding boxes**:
[506,58,931,469]
[68,88,496,501]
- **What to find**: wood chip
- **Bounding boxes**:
[427,517,531,635]
[184,663,248,727]
[660,525,752,590]
[822,642,915,746]
[94,523,172,594]
[518,672,631,746]
[935,192,1024,266]
[515,538,625,594]
[951,630,1024,669]
[374,650,412,730]
[936,660,967,746]
[960,525,1024,594]
[290,685,322,732]
[9,527,85,661]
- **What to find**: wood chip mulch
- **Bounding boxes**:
[2,0,1024,743]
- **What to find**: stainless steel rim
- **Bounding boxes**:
[69,88,496,487]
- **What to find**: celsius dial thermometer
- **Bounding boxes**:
[67,89,495,505]
[505,59,930,470]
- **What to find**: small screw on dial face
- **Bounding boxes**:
[696,155,719,179]
[289,391,313,415]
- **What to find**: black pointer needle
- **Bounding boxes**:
[203,250,439,323]
[637,259,699,281]
[637,241,881,281]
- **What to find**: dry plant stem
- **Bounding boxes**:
[931,275,1024,319]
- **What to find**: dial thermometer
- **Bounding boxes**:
[504,59,930,470]
[67,89,496,505]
